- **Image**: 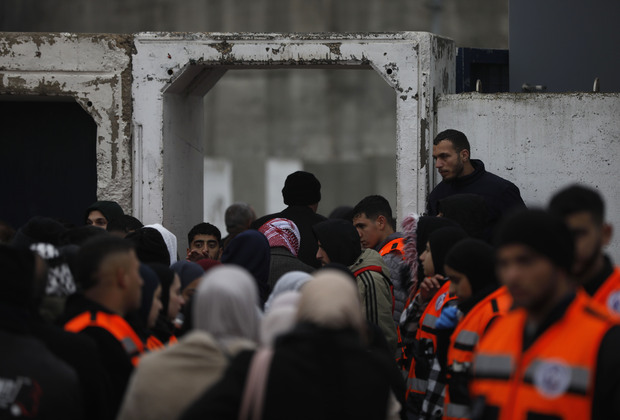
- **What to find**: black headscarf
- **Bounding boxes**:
[444,238,497,296]
[11,216,67,249]
[138,264,161,328]
[84,201,124,226]
[221,230,271,306]
[147,263,175,314]
[428,226,468,277]
[126,227,170,265]
[312,219,361,266]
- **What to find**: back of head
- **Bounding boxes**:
[548,184,605,225]
[428,226,469,277]
[126,227,170,265]
[264,271,312,311]
[258,218,301,256]
[144,224,177,265]
[0,245,36,308]
[495,208,574,273]
[225,203,256,234]
[415,216,460,257]
[187,222,222,248]
[352,195,396,230]
[328,206,354,221]
[312,219,361,266]
[433,129,471,154]
[75,235,134,290]
[12,216,67,249]
[192,265,260,342]
[171,260,205,292]
[445,238,497,295]
[281,171,321,206]
[297,269,365,334]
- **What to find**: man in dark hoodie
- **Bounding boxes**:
[85,200,125,230]
[313,219,397,353]
[252,171,327,268]
[427,129,526,237]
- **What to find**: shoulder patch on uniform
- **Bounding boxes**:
[533,360,571,398]
[606,291,620,315]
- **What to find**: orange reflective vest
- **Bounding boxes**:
[65,311,144,366]
[146,335,165,351]
[592,266,620,316]
[470,291,616,420]
[406,280,457,399]
[443,286,513,420]
[379,238,405,258]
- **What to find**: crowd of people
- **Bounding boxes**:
[1,128,619,420]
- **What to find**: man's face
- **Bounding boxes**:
[87,210,108,229]
[187,234,221,261]
[316,241,331,266]
[433,139,466,181]
[353,213,382,250]
[497,244,559,311]
[564,211,611,278]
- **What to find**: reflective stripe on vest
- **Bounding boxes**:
[453,329,479,352]
[473,354,513,380]
[379,238,405,258]
[522,359,591,396]
[407,377,428,394]
[65,310,144,366]
[422,313,438,331]
[445,402,471,419]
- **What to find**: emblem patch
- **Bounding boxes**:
[606,291,620,315]
[435,292,447,311]
[533,360,571,399]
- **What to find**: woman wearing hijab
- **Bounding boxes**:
[148,263,185,345]
[263,270,312,312]
[126,264,163,351]
[221,230,271,307]
[117,265,261,420]
[180,270,401,420]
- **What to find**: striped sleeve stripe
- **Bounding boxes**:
[359,271,378,324]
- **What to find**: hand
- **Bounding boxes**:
[419,275,444,303]
[187,249,208,262]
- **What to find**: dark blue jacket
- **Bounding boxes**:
[426,159,526,240]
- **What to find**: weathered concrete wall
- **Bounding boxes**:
[132,32,455,243]
[0,33,133,212]
[437,93,620,259]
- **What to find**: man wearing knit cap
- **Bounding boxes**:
[252,171,327,268]
[470,209,620,419]
[85,200,125,230]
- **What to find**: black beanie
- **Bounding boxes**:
[416,216,460,258]
[12,216,67,249]
[85,201,125,225]
[494,209,574,272]
[428,226,468,277]
[312,219,361,266]
[444,238,497,295]
[282,171,321,206]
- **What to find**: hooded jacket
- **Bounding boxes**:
[349,248,398,354]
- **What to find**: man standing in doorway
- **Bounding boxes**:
[427,129,525,239]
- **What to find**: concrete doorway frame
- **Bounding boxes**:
[132,32,455,241]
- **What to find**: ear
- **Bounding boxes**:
[602,223,613,247]
[460,148,470,161]
[186,248,192,258]
[376,215,387,230]
[116,266,128,290]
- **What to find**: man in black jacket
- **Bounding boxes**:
[427,129,526,240]
[252,171,327,268]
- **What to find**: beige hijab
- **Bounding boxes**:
[296,269,365,334]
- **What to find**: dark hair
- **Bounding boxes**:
[433,129,471,154]
[225,203,255,233]
[548,184,605,225]
[352,195,396,230]
[107,215,144,234]
[187,223,222,247]
[75,236,134,290]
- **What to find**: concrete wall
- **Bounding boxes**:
[437,92,620,260]
[0,33,134,212]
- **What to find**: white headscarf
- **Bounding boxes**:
[144,223,178,265]
[264,271,312,311]
[193,265,261,343]
[296,269,365,334]
[260,291,301,347]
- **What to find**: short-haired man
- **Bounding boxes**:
[61,235,144,417]
[222,202,256,248]
[252,171,327,268]
[470,209,620,419]
[549,184,620,315]
[186,222,222,262]
[352,195,409,323]
[427,129,525,240]
[313,219,397,353]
